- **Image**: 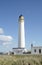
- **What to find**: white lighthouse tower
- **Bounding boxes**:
[12,15,26,54]
[18,15,25,48]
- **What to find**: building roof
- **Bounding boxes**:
[12,47,24,49]
[32,46,42,48]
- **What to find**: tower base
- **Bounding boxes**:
[12,48,26,55]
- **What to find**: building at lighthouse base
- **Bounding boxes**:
[12,48,27,55]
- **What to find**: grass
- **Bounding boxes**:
[0,55,42,65]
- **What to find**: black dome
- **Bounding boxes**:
[19,14,23,18]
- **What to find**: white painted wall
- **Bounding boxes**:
[12,48,24,55]
[18,16,25,48]
[31,46,42,54]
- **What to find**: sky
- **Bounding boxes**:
[0,0,42,52]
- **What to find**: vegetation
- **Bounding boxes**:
[0,55,42,65]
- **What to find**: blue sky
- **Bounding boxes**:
[0,0,42,52]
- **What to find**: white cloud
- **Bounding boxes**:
[0,35,13,41]
[0,28,4,34]
[3,41,12,45]
[0,28,13,45]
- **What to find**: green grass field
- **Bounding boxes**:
[0,55,42,65]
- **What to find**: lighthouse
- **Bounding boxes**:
[18,15,25,48]
[12,15,26,54]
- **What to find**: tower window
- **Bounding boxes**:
[39,49,41,54]
[34,49,36,52]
